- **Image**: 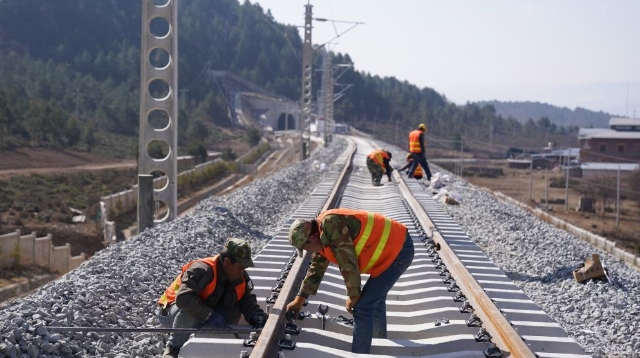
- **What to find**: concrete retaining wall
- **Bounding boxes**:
[0,274,57,303]
[487,189,640,269]
[100,158,227,220]
[0,230,86,274]
[99,139,278,245]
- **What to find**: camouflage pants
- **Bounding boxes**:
[366,158,383,186]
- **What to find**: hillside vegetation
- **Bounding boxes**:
[0,0,579,158]
[479,100,611,129]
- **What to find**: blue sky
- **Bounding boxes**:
[254,0,640,116]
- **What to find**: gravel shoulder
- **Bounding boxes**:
[1,138,638,358]
[0,137,347,358]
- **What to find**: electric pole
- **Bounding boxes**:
[564,150,569,212]
[138,0,179,227]
[299,2,313,160]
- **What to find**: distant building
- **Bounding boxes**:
[578,117,640,163]
[508,148,579,170]
[580,162,640,179]
[333,123,350,134]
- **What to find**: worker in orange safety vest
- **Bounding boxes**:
[157,238,266,358]
[285,208,415,354]
[407,123,432,181]
[366,149,394,186]
[399,153,424,180]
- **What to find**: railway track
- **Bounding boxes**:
[178,137,589,358]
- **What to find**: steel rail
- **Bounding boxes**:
[249,141,357,358]
[392,170,536,358]
[45,325,259,334]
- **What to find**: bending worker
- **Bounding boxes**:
[408,123,432,181]
[286,208,415,354]
[157,238,267,358]
[366,149,393,186]
[399,153,424,180]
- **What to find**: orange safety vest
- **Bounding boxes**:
[408,129,423,154]
[367,150,390,172]
[316,209,406,277]
[413,164,424,178]
[158,255,246,308]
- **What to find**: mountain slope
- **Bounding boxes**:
[479,100,611,128]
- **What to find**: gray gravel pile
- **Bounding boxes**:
[434,172,640,358]
[0,138,347,358]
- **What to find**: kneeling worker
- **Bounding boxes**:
[366,149,393,186]
[399,153,424,180]
[286,208,415,354]
[157,238,267,358]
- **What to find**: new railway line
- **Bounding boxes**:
[177,137,589,358]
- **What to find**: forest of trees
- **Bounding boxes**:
[0,0,584,157]
[479,100,611,129]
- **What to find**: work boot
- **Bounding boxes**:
[573,254,606,283]
[163,346,180,358]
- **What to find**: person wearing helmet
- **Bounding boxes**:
[398,152,423,180]
[407,123,432,181]
[285,210,414,354]
[365,149,393,186]
[156,238,267,357]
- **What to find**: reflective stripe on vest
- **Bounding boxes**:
[409,130,422,153]
[413,163,424,177]
[367,150,389,172]
[158,255,245,308]
[317,209,406,277]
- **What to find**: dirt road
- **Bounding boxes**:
[0,147,136,179]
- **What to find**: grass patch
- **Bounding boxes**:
[1,169,136,225]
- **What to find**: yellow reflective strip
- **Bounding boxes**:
[363,217,392,273]
[354,212,375,255]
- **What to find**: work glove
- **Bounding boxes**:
[206,311,225,329]
[249,311,268,328]
[346,296,360,314]
[286,295,306,320]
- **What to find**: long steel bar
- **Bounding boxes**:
[46,325,260,333]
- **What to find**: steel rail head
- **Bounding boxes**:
[392,170,537,358]
[249,139,357,358]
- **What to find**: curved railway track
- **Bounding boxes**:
[179,137,589,358]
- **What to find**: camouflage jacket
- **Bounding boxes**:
[298,213,363,298]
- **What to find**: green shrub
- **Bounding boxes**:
[241,142,270,164]
[246,126,262,146]
[11,243,21,269]
[177,161,231,197]
[221,147,236,161]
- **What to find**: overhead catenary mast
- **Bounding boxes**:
[299,2,313,160]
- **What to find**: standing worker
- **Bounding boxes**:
[399,153,424,180]
[366,149,393,186]
[285,208,415,354]
[408,123,432,181]
[156,238,268,358]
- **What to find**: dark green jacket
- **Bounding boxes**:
[175,260,262,323]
